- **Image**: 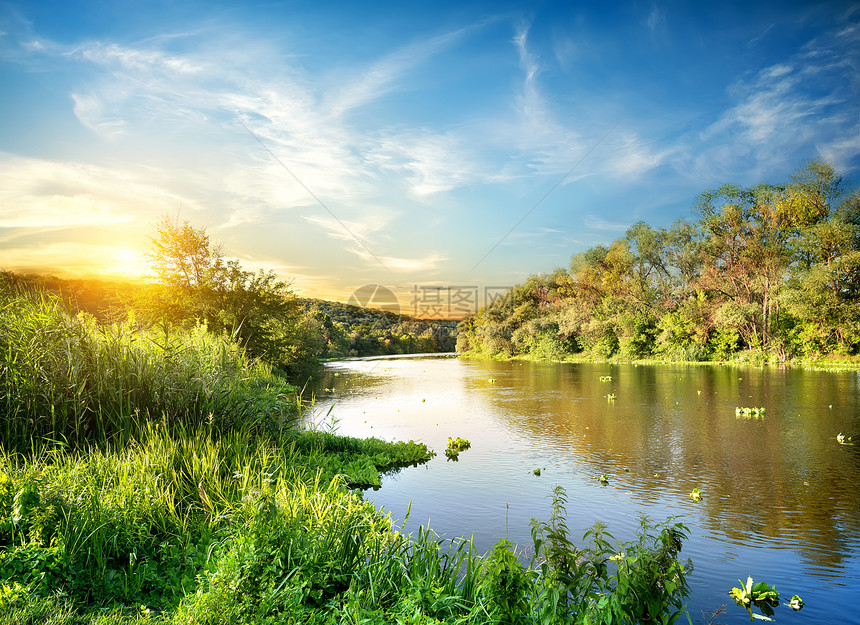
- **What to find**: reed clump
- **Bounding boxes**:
[0,275,298,447]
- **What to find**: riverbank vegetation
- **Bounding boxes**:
[0,275,695,623]
[299,298,457,359]
[457,160,860,364]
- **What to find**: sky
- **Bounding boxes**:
[1,0,859,316]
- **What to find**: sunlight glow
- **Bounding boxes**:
[110,247,147,278]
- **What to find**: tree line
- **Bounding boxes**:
[456,160,860,362]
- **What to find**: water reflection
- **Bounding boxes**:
[309,358,860,624]
[473,363,860,568]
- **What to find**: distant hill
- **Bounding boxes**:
[298,297,458,358]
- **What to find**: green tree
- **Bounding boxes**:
[135,215,317,379]
[145,216,216,290]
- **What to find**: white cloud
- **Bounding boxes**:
[325,27,471,118]
[0,153,200,229]
[347,246,446,273]
[303,212,395,243]
[367,131,483,197]
[583,215,629,232]
[645,4,665,33]
[688,27,859,183]
[602,132,674,179]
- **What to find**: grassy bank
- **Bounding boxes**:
[459,348,860,370]
[1,279,694,624]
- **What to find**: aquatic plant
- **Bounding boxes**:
[599,474,609,484]
[730,576,779,621]
[788,595,804,611]
[446,436,471,452]
[836,433,853,445]
[533,468,541,476]
[488,378,497,383]
[606,394,617,401]
[599,376,612,381]
[735,407,766,419]
[689,488,702,501]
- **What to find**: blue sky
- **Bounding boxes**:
[1,0,858,313]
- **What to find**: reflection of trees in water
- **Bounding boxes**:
[469,361,860,573]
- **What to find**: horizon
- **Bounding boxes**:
[2,0,859,318]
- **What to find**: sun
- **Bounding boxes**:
[111,247,147,278]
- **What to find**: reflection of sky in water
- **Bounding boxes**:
[309,357,860,625]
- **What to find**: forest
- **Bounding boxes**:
[457,160,860,363]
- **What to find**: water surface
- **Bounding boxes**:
[309,357,860,624]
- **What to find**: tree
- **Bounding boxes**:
[135,215,317,379]
[145,216,216,290]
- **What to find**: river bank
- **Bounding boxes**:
[458,348,860,369]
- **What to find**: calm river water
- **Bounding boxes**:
[309,356,860,624]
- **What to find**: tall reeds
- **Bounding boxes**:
[0,276,298,448]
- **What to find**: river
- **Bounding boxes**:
[308,356,860,624]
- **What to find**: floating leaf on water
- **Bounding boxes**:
[788,595,803,611]
[730,576,780,621]
[599,474,609,484]
[689,488,702,501]
[533,468,541,476]
[446,436,471,452]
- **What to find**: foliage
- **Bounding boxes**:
[299,298,458,358]
[128,215,324,380]
[0,276,299,447]
[446,437,471,452]
[0,436,693,625]
[730,576,780,621]
[458,160,860,363]
[528,486,692,624]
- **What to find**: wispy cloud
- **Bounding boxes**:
[509,24,665,183]
[325,27,472,118]
[367,130,483,197]
[583,215,630,232]
[696,15,859,179]
[645,4,666,34]
[303,212,396,243]
[347,246,446,273]
[0,153,198,229]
